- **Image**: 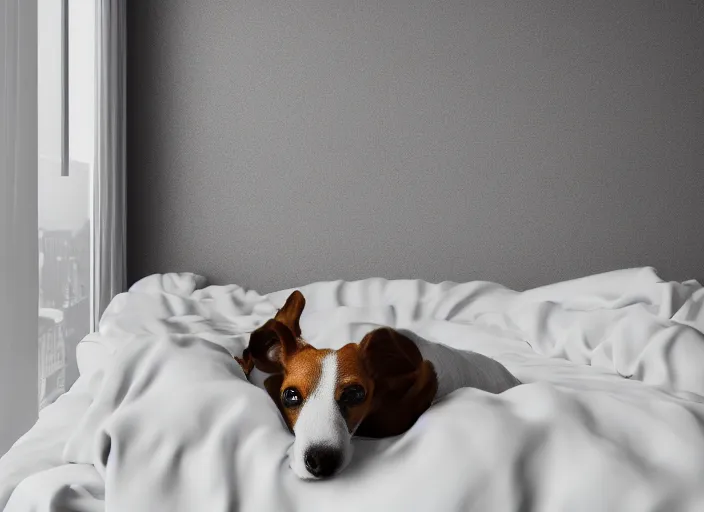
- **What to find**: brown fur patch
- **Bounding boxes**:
[334,343,375,433]
[277,346,329,430]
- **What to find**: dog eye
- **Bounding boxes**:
[282,387,302,408]
[339,385,366,406]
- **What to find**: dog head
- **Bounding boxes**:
[246,291,437,479]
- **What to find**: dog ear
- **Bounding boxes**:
[356,327,438,437]
[247,319,299,373]
[359,327,424,384]
[274,290,305,337]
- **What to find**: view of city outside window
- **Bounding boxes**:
[38,0,95,409]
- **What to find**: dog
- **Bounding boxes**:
[236,290,521,480]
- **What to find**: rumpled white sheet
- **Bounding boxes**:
[3,268,704,511]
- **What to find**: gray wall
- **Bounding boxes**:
[127,0,704,293]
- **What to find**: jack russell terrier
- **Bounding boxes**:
[236,290,521,480]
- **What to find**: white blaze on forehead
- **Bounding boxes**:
[289,352,353,479]
[293,353,346,443]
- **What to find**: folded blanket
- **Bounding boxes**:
[3,267,704,511]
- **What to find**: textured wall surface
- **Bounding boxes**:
[127,0,704,293]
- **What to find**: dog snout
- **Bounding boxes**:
[303,445,342,478]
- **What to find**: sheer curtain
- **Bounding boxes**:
[92,0,126,328]
[0,0,38,453]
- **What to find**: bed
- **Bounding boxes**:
[2,267,704,511]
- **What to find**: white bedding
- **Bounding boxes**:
[2,268,704,511]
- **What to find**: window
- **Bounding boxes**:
[37,0,96,408]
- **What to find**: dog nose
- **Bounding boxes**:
[303,446,342,478]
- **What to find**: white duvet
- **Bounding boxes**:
[3,268,704,511]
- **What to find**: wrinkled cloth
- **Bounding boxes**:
[2,267,704,511]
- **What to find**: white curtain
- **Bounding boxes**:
[92,0,126,327]
[0,0,38,453]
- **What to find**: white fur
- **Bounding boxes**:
[289,353,353,479]
[406,331,521,398]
